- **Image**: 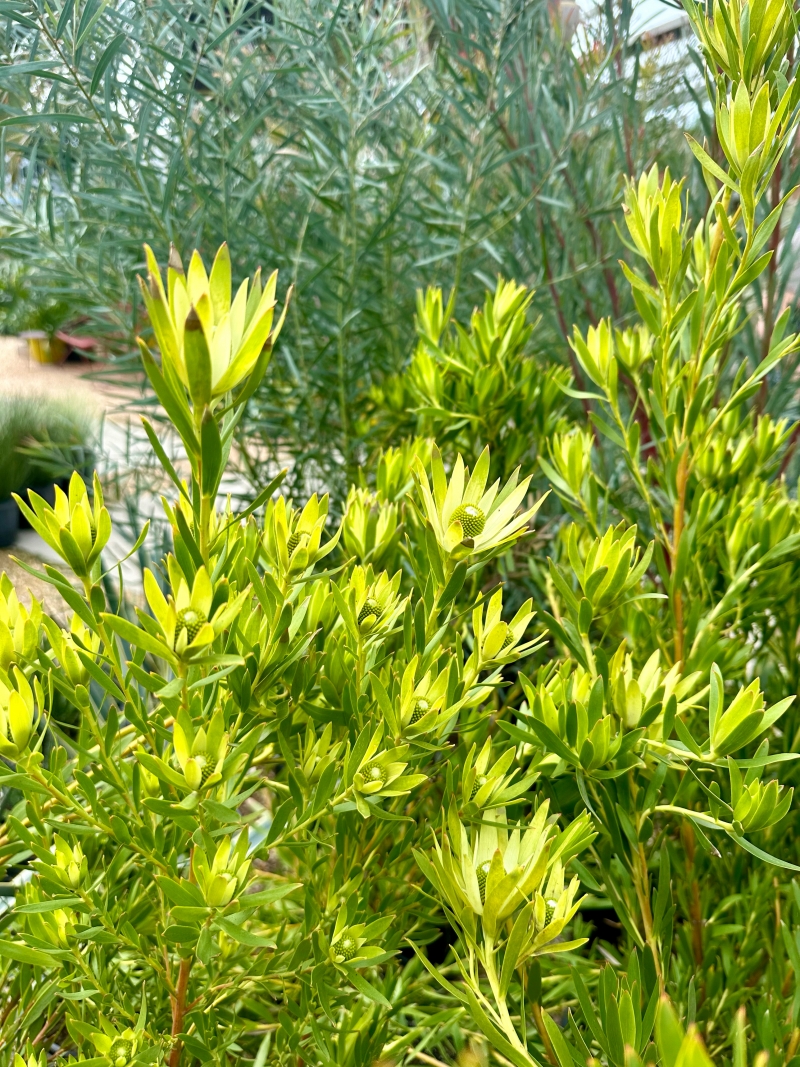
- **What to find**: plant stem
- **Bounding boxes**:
[168,956,193,1067]
[632,843,662,990]
[482,936,538,1067]
[531,1003,558,1066]
[672,447,688,667]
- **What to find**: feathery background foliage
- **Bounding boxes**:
[0,0,699,492]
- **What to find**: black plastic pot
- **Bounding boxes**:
[0,498,19,548]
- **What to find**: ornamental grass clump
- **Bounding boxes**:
[2,0,800,1063]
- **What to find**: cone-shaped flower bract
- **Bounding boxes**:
[328,906,392,966]
[193,832,251,908]
[397,654,462,737]
[0,574,41,671]
[138,243,290,408]
[465,588,540,685]
[461,738,538,813]
[350,726,426,817]
[426,803,595,940]
[173,708,228,791]
[413,445,543,560]
[15,473,110,580]
[263,494,341,578]
[89,1020,140,1067]
[0,667,41,760]
[141,558,248,665]
[340,566,406,640]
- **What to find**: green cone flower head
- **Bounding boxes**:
[452,502,485,538]
[398,655,454,735]
[351,726,426,817]
[343,486,400,566]
[464,588,539,688]
[710,673,791,758]
[0,574,41,671]
[141,558,247,664]
[376,437,434,502]
[173,708,228,791]
[461,738,538,813]
[428,804,595,938]
[413,445,543,559]
[138,243,290,409]
[16,472,110,579]
[264,493,340,577]
[429,805,554,938]
[608,644,706,731]
[299,722,344,786]
[730,758,793,833]
[531,860,584,952]
[347,566,405,638]
[193,832,251,908]
[53,834,87,889]
[0,667,42,760]
[409,698,431,725]
[470,774,488,801]
[333,931,359,961]
[44,613,101,688]
[89,1021,139,1067]
[329,906,393,966]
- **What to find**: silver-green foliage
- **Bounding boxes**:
[0,0,689,495]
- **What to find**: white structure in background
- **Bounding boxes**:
[570,0,691,51]
[628,0,690,46]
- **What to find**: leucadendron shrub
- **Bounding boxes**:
[3,0,800,1064]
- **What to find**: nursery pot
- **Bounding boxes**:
[20,330,51,364]
[0,498,19,549]
[19,330,67,365]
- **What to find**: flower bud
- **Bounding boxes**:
[0,667,41,760]
[138,243,290,408]
[16,473,110,579]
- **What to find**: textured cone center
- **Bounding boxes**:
[476,860,491,903]
[364,762,386,785]
[336,936,357,960]
[452,503,486,538]
[470,774,488,801]
[287,531,301,555]
[409,698,431,725]
[176,607,207,644]
[199,756,216,785]
[544,899,557,925]
[357,597,382,626]
[110,1041,132,1066]
[501,627,516,650]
